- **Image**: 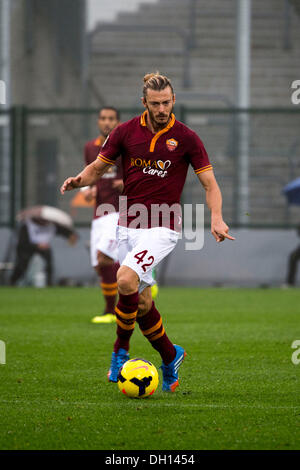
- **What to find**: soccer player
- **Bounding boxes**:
[61,72,235,392]
[83,107,123,323]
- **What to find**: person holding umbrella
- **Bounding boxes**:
[10,206,78,286]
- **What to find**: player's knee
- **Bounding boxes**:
[97,251,113,268]
[94,265,102,277]
[117,266,139,294]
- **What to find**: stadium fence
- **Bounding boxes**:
[0,106,300,229]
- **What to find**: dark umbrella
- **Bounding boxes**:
[283,177,300,205]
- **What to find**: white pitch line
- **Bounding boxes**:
[0,399,299,410]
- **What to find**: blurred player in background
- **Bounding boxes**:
[61,72,234,392]
[83,107,123,323]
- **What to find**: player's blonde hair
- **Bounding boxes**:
[142,71,174,99]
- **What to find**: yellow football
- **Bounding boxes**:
[117,358,159,398]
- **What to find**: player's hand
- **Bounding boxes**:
[82,185,96,202]
[112,179,124,192]
[211,218,235,243]
[60,176,82,194]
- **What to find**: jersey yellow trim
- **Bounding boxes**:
[194,165,213,175]
[94,136,105,146]
[97,154,114,165]
[140,111,176,152]
[140,111,147,126]
[149,113,175,152]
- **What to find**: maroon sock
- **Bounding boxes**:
[113,291,139,353]
[136,301,176,365]
[99,263,119,313]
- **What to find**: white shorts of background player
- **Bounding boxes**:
[90,212,119,267]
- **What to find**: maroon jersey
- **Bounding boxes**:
[98,112,212,229]
[84,136,123,219]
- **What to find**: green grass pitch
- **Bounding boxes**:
[0,287,299,450]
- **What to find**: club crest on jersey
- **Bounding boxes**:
[166,138,178,152]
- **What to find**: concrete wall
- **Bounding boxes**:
[87,0,159,30]
[160,228,298,287]
[11,0,86,108]
[1,227,298,287]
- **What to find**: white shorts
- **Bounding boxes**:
[117,226,179,292]
[90,212,119,267]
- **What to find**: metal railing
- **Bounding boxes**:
[1,105,300,229]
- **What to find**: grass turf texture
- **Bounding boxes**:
[0,287,299,450]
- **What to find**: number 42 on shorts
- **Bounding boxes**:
[134,250,154,272]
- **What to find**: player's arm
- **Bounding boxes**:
[112,156,124,192]
[197,170,235,243]
[82,143,97,200]
[60,158,110,194]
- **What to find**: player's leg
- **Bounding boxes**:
[133,227,184,392]
[10,247,33,285]
[38,248,53,286]
[114,265,139,349]
[90,215,119,323]
[137,287,175,364]
[98,251,119,314]
[10,226,34,285]
[110,226,185,390]
[108,223,147,381]
[107,265,139,381]
[92,251,119,323]
[136,286,186,392]
[286,245,300,286]
[113,226,143,352]
[114,266,139,353]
